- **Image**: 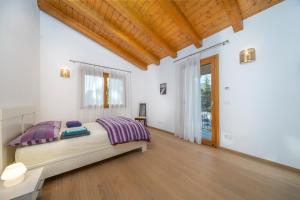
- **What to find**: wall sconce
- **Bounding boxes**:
[240,48,256,64]
[60,67,70,78]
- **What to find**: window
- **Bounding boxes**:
[83,74,104,107]
[82,71,126,108]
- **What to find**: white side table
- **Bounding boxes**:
[0,167,44,200]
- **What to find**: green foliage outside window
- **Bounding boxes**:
[201,75,211,112]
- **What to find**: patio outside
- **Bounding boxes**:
[201,74,212,140]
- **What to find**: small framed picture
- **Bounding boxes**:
[160,83,167,95]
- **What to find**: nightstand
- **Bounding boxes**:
[0,167,44,200]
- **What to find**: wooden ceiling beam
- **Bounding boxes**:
[105,0,177,58]
[62,0,160,65]
[159,0,202,48]
[38,0,148,70]
[221,0,243,32]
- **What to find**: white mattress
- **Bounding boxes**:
[15,122,142,169]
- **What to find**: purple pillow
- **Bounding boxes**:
[8,124,60,147]
[36,121,61,129]
[66,120,82,128]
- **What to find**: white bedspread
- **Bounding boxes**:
[16,122,115,168]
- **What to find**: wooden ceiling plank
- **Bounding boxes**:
[221,0,243,32]
[187,0,219,20]
[105,0,177,58]
[38,0,148,70]
[159,0,202,48]
[62,0,160,65]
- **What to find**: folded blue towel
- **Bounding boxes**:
[61,127,90,139]
[64,127,87,133]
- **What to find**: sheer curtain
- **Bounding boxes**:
[106,69,131,117]
[175,55,202,143]
[78,64,104,122]
[77,63,131,122]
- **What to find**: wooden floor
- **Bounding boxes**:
[40,128,300,200]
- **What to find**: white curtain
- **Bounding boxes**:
[107,69,132,117]
[81,65,104,108]
[77,63,131,122]
[175,55,202,144]
[77,64,104,122]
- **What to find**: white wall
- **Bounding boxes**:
[145,0,300,169]
[39,12,147,121]
[0,0,40,107]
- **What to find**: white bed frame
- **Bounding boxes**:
[0,106,147,178]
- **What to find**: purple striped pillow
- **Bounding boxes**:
[8,124,60,147]
[36,121,61,129]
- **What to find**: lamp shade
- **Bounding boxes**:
[1,162,27,187]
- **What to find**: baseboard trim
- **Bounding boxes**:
[220,147,300,174]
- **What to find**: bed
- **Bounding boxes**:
[0,107,148,178]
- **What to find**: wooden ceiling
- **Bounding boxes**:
[38,0,282,70]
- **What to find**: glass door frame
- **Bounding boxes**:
[200,55,220,147]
